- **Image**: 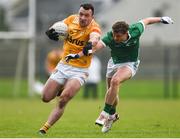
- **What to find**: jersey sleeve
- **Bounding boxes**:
[138,20,145,32]
[91,26,101,34]
[63,15,75,25]
[101,31,112,47]
[90,22,101,37]
[131,22,145,37]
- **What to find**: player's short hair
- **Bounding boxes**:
[80,3,94,15]
[112,21,129,34]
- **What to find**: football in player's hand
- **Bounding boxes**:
[50,22,68,40]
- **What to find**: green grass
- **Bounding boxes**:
[0,78,180,137]
[1,78,179,99]
[0,78,28,98]
[0,98,180,138]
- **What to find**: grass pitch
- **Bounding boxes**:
[0,98,180,138]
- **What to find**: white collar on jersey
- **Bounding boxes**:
[122,31,131,43]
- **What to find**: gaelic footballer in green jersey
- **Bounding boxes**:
[94,16,173,133]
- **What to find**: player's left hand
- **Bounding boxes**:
[161,16,174,24]
[65,54,80,62]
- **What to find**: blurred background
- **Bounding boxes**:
[0,0,179,99]
[0,1,180,137]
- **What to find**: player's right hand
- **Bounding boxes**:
[83,42,93,56]
[160,16,174,24]
[65,54,80,63]
[45,28,59,41]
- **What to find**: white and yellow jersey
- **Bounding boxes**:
[61,14,101,68]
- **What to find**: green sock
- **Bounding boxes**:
[103,103,112,114]
[109,107,116,115]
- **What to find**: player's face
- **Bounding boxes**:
[113,32,128,43]
[78,7,93,27]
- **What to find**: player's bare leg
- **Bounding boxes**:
[39,79,81,134]
[46,79,81,125]
[41,78,64,103]
[56,87,64,96]
[102,66,132,133]
[105,67,131,105]
[106,78,119,108]
[39,78,62,134]
[95,78,119,126]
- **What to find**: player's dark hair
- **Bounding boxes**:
[112,21,129,34]
[80,3,94,15]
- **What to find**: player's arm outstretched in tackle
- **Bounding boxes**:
[66,16,173,62]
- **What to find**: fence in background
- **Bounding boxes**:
[0,39,179,98]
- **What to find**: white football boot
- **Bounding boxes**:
[95,111,109,126]
[101,113,119,133]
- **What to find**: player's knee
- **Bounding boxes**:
[111,78,120,86]
[42,97,50,103]
[41,94,51,103]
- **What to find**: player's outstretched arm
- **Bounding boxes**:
[65,40,105,63]
[142,16,174,26]
[82,32,101,56]
[92,40,105,53]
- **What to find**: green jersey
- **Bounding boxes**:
[101,21,145,64]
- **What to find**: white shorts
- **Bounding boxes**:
[106,58,140,78]
[50,62,89,86]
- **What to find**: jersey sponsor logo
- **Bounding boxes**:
[66,34,85,46]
